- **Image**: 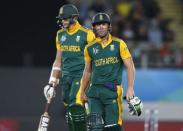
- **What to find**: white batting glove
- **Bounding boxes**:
[128,96,143,116]
[44,85,55,101]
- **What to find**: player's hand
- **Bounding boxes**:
[126,87,134,100]
[44,84,56,101]
[80,91,88,103]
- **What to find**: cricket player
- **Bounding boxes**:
[43,4,95,131]
[80,13,138,131]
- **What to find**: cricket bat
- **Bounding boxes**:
[37,98,52,131]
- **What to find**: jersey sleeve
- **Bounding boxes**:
[84,46,91,62]
[120,40,132,60]
[56,32,62,51]
[87,30,95,44]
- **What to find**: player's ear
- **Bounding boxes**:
[73,16,78,21]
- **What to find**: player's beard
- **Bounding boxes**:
[62,19,76,29]
[62,22,69,28]
[95,28,109,38]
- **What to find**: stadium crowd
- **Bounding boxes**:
[69,0,183,68]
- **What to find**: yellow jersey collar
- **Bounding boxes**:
[67,21,81,35]
[96,33,113,48]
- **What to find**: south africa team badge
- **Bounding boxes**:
[76,36,80,42]
[110,45,115,51]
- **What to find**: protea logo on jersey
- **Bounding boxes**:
[60,35,66,42]
[76,36,80,42]
[110,45,115,51]
[93,47,99,55]
[94,57,119,67]
[61,45,81,52]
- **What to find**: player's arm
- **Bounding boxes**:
[80,61,91,102]
[123,58,135,100]
[123,58,143,116]
[80,47,92,102]
[120,41,135,100]
[48,32,63,87]
[49,50,62,86]
[43,33,62,101]
[81,61,91,91]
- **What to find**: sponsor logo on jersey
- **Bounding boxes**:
[76,36,80,42]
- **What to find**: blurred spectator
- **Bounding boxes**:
[158,18,175,42]
[177,0,183,24]
[121,22,135,41]
[143,0,161,19]
[111,21,119,36]
[74,1,89,21]
[163,26,175,42]
[131,11,145,41]
[148,19,163,48]
[136,23,148,41]
[89,0,107,13]
[131,0,144,18]
[57,0,183,68]
[181,1,183,24]
[159,40,174,66]
[88,0,113,19]
[116,0,132,18]
[112,12,126,37]
[132,43,142,66]
[83,17,92,28]
[174,49,183,67]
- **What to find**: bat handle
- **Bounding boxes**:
[44,97,52,113]
[47,97,52,104]
[43,112,49,116]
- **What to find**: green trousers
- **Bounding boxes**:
[60,75,82,106]
[87,84,123,126]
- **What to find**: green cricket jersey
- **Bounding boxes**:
[56,22,95,76]
[84,34,131,84]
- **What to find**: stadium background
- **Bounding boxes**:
[0,0,183,131]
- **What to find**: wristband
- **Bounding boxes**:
[52,67,61,71]
[49,77,60,85]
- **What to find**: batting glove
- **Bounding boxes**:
[44,84,56,101]
[127,96,143,116]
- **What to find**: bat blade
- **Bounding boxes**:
[38,90,54,131]
[38,113,50,131]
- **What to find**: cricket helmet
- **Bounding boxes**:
[92,13,111,26]
[57,4,79,19]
